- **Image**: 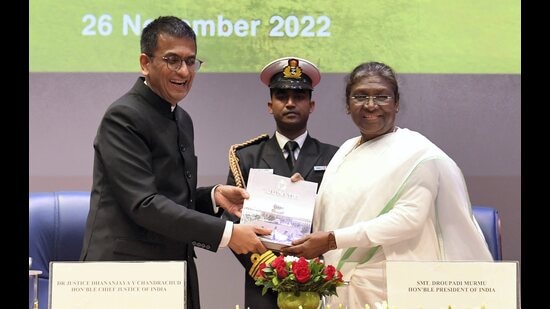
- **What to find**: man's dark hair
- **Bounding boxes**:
[140,16,197,56]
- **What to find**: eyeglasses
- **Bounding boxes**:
[349,95,393,106]
[152,55,204,72]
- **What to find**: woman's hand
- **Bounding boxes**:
[280,231,332,259]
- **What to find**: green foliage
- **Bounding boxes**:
[254,255,345,297]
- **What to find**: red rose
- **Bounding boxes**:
[336,270,344,281]
[275,264,288,278]
[256,262,267,278]
[324,265,336,281]
[292,257,311,283]
[272,255,286,268]
[271,255,288,278]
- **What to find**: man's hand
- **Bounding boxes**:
[280,231,331,259]
[228,224,271,254]
[290,172,304,182]
[214,185,250,218]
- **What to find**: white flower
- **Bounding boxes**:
[283,255,300,263]
[373,301,395,309]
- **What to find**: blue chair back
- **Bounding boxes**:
[472,205,502,260]
[29,191,90,309]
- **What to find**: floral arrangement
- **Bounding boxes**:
[254,254,345,297]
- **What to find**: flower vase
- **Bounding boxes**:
[277,291,321,309]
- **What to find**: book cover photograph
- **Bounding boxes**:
[241,169,318,251]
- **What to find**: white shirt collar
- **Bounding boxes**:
[275,131,308,150]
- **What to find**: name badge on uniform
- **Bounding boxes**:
[313,166,327,171]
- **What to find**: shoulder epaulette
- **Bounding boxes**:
[228,134,270,188]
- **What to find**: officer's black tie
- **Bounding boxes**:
[284,141,298,170]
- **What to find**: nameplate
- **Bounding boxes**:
[49,261,186,309]
[386,261,519,309]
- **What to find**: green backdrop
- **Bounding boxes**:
[30,0,520,73]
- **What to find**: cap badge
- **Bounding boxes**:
[282,58,303,79]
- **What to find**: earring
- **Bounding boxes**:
[396,108,399,113]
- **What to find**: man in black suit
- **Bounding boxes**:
[226,56,339,308]
[79,16,270,309]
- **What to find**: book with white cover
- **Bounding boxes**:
[240,169,318,251]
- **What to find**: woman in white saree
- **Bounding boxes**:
[281,61,493,308]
